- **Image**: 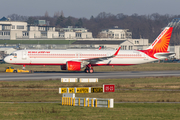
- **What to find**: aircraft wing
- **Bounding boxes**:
[80,47,121,63]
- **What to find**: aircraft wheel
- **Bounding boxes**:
[89,69,94,73]
[86,69,89,73]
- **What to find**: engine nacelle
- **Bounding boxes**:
[67,61,81,71]
[61,61,83,71]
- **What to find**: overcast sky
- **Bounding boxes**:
[1,0,180,18]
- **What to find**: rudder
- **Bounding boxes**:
[147,27,173,53]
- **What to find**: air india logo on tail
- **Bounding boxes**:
[150,27,173,53]
[151,28,168,47]
[140,27,173,59]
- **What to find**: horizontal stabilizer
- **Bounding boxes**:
[154,52,175,59]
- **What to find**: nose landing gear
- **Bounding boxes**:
[23,65,26,70]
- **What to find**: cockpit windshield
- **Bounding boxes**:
[10,53,15,56]
[10,53,17,57]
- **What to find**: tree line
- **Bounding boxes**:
[7,12,180,45]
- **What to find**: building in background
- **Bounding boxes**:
[97,26,132,39]
[34,20,46,26]
[0,17,93,40]
[0,17,147,46]
[128,39,149,50]
[0,17,150,54]
[56,26,93,39]
[72,39,149,50]
[96,26,149,49]
[27,25,59,39]
[72,40,127,49]
[0,21,27,40]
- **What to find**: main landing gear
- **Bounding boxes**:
[84,64,94,73]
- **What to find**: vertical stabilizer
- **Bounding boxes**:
[147,27,173,53]
[139,27,173,59]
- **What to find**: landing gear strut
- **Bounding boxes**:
[84,64,94,73]
[23,65,26,70]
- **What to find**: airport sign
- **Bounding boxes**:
[60,86,109,93]
[91,87,103,93]
[59,88,67,94]
[103,84,115,92]
[76,87,89,93]
[68,88,75,93]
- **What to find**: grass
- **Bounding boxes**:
[1,77,180,102]
[2,88,180,102]
[0,103,180,120]
[1,63,180,119]
[0,40,76,44]
[1,76,180,89]
[1,62,180,72]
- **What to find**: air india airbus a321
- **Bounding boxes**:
[4,27,174,73]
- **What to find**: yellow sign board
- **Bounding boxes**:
[68,88,75,93]
[91,87,103,93]
[61,88,67,93]
[76,87,89,93]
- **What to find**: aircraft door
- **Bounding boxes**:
[76,53,81,58]
[22,50,27,60]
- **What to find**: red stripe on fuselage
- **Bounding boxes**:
[11,63,136,66]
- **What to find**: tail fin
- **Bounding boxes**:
[147,27,173,53]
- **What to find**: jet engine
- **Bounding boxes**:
[61,61,83,71]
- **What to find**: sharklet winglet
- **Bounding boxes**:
[114,47,121,56]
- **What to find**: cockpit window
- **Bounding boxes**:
[10,53,17,58]
[10,53,14,56]
[14,53,17,58]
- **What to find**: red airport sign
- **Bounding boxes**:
[103,84,115,92]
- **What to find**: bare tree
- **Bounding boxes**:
[54,11,60,18]
[61,10,64,17]
[7,14,28,21]
[45,11,49,17]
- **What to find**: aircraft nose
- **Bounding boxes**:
[4,56,10,63]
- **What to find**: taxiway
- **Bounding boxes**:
[0,70,180,81]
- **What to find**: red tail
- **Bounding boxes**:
[147,27,173,52]
[140,27,173,59]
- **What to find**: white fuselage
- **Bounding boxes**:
[4,49,157,66]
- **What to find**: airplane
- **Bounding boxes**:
[4,27,174,73]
